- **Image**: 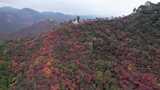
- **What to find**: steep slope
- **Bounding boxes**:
[108,1,160,75]
[8,21,160,90]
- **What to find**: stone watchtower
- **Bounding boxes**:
[77,16,80,23]
[72,16,80,24]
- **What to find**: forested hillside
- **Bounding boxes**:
[0,1,160,90]
[0,42,13,90]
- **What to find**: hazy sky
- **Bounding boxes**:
[0,0,159,17]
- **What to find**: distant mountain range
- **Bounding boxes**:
[0,7,75,33]
[0,7,96,40]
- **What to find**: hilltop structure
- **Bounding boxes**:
[72,16,80,24]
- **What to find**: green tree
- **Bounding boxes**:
[0,42,12,90]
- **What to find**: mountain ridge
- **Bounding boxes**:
[0,6,75,33]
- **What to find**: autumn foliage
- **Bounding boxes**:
[3,2,160,90]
